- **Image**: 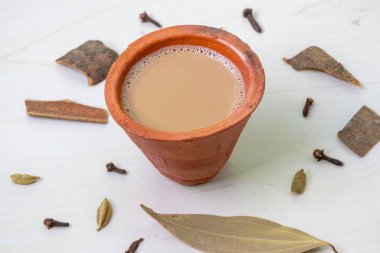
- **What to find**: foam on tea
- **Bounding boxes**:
[121,46,245,132]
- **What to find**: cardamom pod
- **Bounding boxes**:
[291,169,306,194]
[10,174,40,185]
[97,198,112,231]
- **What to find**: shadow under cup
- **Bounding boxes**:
[105,25,265,185]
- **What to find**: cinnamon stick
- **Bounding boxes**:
[25,99,108,123]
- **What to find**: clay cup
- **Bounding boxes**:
[105,25,265,185]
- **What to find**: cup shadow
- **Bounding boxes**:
[207,96,312,186]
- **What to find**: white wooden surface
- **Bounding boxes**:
[1,0,379,252]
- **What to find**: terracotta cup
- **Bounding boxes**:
[105,25,265,185]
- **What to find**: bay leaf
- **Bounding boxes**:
[141,204,338,253]
[97,198,112,231]
[10,174,40,185]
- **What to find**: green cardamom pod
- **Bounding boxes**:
[291,169,306,194]
[10,174,40,185]
[97,198,112,231]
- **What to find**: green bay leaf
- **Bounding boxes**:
[141,204,337,253]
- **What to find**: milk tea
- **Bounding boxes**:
[121,46,245,132]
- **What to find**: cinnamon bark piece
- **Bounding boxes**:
[283,46,361,86]
[338,105,380,156]
[25,99,108,123]
[56,40,119,85]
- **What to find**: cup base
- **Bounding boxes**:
[158,167,222,185]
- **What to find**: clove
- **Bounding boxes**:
[126,238,144,253]
[106,162,127,174]
[243,8,262,33]
[140,11,162,28]
[303,97,314,117]
[313,149,344,166]
[44,218,69,229]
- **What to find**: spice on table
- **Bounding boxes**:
[140,11,162,28]
[303,97,314,117]
[97,198,112,231]
[313,149,344,166]
[243,8,262,33]
[25,99,108,123]
[10,174,40,185]
[126,238,144,253]
[141,204,338,253]
[106,162,127,174]
[338,105,380,157]
[44,218,70,229]
[283,46,361,86]
[56,40,119,85]
[291,169,306,194]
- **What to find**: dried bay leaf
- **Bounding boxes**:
[11,174,40,185]
[97,198,112,231]
[291,169,306,194]
[141,204,338,253]
[56,40,119,85]
[283,46,361,86]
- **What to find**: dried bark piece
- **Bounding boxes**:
[25,99,108,123]
[283,46,361,86]
[56,40,119,85]
[338,105,380,156]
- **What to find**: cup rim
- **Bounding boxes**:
[105,25,265,141]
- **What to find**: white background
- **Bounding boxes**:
[1,0,379,252]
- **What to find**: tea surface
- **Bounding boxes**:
[121,46,245,132]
